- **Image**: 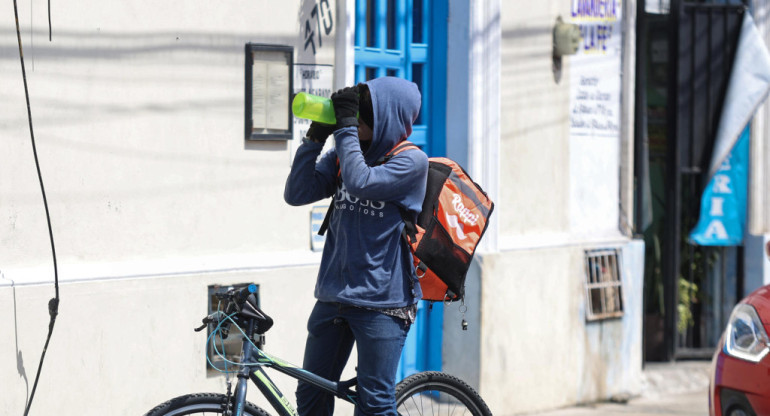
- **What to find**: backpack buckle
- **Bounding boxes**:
[415,262,428,278]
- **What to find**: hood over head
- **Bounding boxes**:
[362,77,421,165]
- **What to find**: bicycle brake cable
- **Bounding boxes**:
[12,0,60,415]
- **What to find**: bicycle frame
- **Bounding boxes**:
[228,318,358,416]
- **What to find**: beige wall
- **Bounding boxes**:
[752,0,770,234]
[1,0,645,415]
[1,1,345,414]
[477,241,644,415]
[476,1,642,413]
[497,0,633,244]
[499,2,572,238]
[0,0,335,273]
[0,267,359,415]
[480,248,581,411]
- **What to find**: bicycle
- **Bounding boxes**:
[144,284,492,416]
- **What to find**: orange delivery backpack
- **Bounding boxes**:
[386,141,494,302]
[319,141,495,302]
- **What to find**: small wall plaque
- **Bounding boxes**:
[245,44,294,140]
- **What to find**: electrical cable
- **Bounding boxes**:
[12,0,60,415]
[206,312,266,373]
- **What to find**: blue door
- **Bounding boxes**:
[353,0,447,378]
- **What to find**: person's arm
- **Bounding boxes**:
[335,130,427,202]
[284,139,338,206]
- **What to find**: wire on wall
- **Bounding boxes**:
[12,0,60,415]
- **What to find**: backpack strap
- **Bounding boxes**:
[382,141,421,244]
[398,207,418,246]
[318,199,334,236]
[377,140,420,165]
[318,158,342,236]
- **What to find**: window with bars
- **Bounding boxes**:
[583,248,625,321]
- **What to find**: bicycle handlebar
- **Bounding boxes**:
[214,284,258,303]
[197,284,274,336]
[194,311,226,332]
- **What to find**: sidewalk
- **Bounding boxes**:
[522,360,712,416]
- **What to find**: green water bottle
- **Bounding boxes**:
[292,92,336,125]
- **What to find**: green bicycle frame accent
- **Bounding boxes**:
[251,367,298,416]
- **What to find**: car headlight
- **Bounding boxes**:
[724,303,770,363]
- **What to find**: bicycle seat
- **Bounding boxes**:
[239,293,274,334]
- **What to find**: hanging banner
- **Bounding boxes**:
[690,12,770,246]
[705,13,770,180]
[689,126,749,246]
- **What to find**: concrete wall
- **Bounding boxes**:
[729,2,770,300]
[473,240,643,415]
[0,0,645,415]
[498,2,571,240]
[747,1,770,297]
[745,233,770,292]
[1,0,336,276]
[459,1,643,414]
[1,267,343,415]
[1,1,348,414]
[751,1,770,235]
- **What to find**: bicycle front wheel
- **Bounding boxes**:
[144,393,270,416]
[396,371,492,416]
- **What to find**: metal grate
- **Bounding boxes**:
[584,248,625,321]
[206,283,262,373]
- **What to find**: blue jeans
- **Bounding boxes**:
[296,301,409,416]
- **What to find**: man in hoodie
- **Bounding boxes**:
[284,77,428,416]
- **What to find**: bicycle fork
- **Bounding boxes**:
[233,366,251,416]
[232,321,257,416]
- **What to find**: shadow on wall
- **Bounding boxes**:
[4,273,30,410]
[0,27,295,63]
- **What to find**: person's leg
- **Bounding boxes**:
[344,307,409,416]
[296,301,355,416]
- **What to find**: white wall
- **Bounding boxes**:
[1,1,347,414]
[738,1,770,295]
[498,1,572,240]
[1,0,336,276]
[476,240,643,415]
[751,1,770,235]
[496,1,631,245]
[0,267,355,415]
[463,0,643,413]
[1,0,645,414]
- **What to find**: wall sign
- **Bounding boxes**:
[310,205,328,252]
[302,0,334,56]
[245,44,294,141]
[567,1,624,236]
[568,0,622,138]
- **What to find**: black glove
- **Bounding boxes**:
[306,121,335,144]
[331,86,359,129]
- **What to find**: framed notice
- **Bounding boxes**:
[245,44,294,141]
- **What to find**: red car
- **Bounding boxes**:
[710,285,770,416]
